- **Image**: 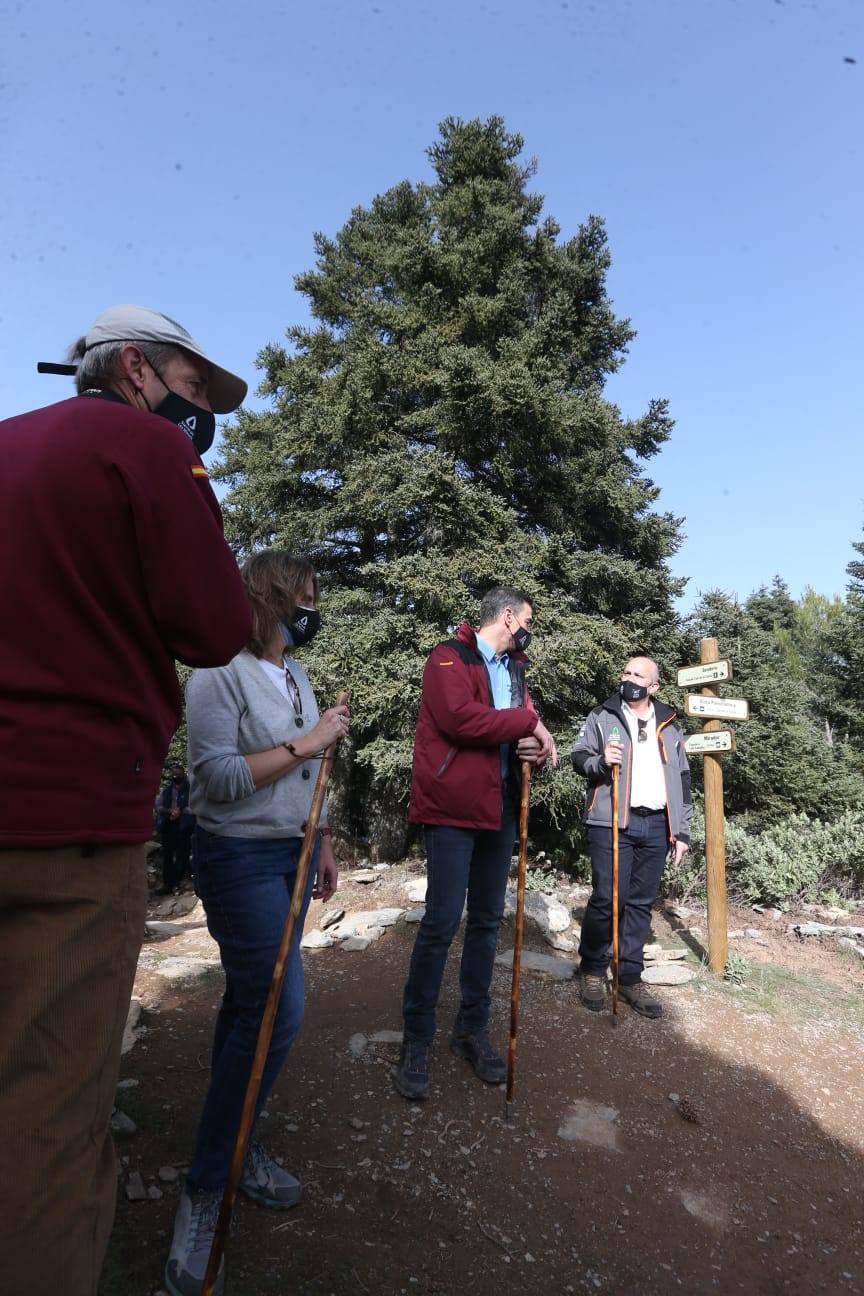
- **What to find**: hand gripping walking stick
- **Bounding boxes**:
[202,692,348,1296]
[610,726,621,1023]
[506,760,532,1121]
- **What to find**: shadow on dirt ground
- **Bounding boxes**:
[101,900,864,1296]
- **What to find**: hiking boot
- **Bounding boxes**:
[449,1030,507,1084]
[620,982,663,1019]
[165,1190,224,1296]
[393,1037,431,1100]
[578,971,607,1013]
[240,1140,302,1208]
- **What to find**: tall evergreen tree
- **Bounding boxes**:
[684,591,863,822]
[823,528,864,743]
[216,116,684,855]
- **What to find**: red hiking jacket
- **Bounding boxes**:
[0,395,252,848]
[408,623,540,831]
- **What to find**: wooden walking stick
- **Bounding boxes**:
[610,741,621,1023]
[505,760,532,1122]
[202,692,348,1296]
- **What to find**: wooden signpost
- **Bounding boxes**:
[676,638,748,975]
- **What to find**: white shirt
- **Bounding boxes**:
[622,702,666,810]
[255,656,290,701]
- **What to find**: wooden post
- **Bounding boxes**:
[700,638,728,973]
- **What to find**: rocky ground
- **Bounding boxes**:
[102,854,864,1296]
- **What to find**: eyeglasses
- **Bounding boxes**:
[637,718,648,743]
[283,662,304,726]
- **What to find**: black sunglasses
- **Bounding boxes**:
[637,718,648,743]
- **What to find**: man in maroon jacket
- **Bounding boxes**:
[395,586,557,1102]
[0,305,253,1296]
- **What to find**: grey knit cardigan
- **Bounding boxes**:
[186,649,327,837]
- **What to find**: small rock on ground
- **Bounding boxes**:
[125,1171,148,1201]
[111,1108,137,1135]
[320,907,346,930]
[495,949,576,980]
[642,963,695,986]
[300,929,334,950]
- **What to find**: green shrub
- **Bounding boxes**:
[672,807,864,905]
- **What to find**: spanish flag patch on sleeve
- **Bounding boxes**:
[191,465,209,479]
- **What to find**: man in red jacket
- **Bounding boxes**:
[395,586,557,1101]
[0,305,253,1296]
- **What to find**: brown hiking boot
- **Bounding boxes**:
[619,982,663,1019]
[578,971,607,1013]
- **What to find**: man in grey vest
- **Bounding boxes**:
[571,657,691,1018]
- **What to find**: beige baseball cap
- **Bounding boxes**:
[82,304,247,413]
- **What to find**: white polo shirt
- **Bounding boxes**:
[622,702,666,810]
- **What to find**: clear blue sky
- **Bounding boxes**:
[2,0,861,611]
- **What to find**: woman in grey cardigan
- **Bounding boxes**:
[166,551,349,1296]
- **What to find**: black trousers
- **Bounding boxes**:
[578,811,668,985]
[160,825,192,892]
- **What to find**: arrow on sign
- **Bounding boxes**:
[685,730,736,755]
[677,659,732,687]
[685,694,749,721]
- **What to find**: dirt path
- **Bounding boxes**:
[102,866,864,1296]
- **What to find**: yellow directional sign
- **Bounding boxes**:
[685,694,749,721]
[685,730,736,755]
[677,659,732,687]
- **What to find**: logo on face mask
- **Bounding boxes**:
[280,606,321,648]
[152,392,215,455]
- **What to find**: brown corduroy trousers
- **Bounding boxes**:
[0,845,147,1296]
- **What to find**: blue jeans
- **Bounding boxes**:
[186,830,317,1193]
[579,812,668,985]
[402,806,516,1043]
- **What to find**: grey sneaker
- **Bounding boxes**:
[449,1030,507,1084]
[620,982,663,1018]
[240,1140,302,1208]
[393,1037,431,1100]
[165,1190,224,1296]
[578,971,607,1013]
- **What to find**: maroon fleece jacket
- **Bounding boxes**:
[408,623,539,830]
[0,395,252,847]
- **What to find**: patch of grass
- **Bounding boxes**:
[713,956,864,1029]
[525,864,559,894]
[723,951,748,985]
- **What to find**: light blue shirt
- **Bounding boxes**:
[476,633,512,780]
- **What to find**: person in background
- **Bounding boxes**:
[571,656,692,1019]
[394,585,557,1103]
[156,762,196,894]
[166,551,349,1296]
[0,304,252,1296]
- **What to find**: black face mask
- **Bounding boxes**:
[150,389,216,456]
[508,612,532,653]
[281,606,321,648]
[620,680,650,703]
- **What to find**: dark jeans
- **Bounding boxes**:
[160,824,192,892]
[402,805,516,1043]
[186,830,317,1193]
[579,812,669,985]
